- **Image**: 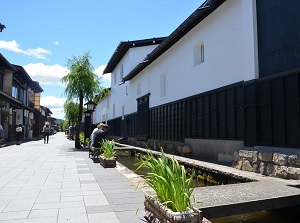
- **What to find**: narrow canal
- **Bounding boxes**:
[116,151,298,223]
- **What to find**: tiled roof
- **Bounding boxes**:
[103,37,167,74]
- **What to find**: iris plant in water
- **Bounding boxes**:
[136,148,196,212]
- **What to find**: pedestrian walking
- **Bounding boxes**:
[15,123,22,145]
[42,122,50,143]
[69,125,74,140]
[0,123,4,145]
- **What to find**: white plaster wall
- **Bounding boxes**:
[93,96,109,124]
[96,0,258,121]
[128,46,158,73]
[130,0,257,110]
[111,45,159,87]
[242,0,258,81]
[94,45,159,123]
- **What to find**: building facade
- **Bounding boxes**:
[0,53,51,143]
[94,0,300,164]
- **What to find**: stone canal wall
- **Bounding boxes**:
[232,148,300,180]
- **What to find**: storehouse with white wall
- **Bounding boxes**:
[94,0,300,164]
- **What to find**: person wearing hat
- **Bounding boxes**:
[15,123,23,145]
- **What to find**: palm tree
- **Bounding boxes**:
[61,51,102,148]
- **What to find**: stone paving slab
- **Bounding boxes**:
[4,132,299,222]
[0,133,146,223]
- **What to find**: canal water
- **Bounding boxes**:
[116,151,298,223]
[210,209,296,223]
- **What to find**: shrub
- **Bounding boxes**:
[136,148,196,212]
[79,132,90,145]
[101,139,116,158]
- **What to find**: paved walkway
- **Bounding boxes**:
[3,132,300,222]
[0,132,146,223]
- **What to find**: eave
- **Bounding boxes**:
[12,64,44,93]
[0,53,17,72]
[31,81,44,93]
[103,37,167,74]
[123,0,226,82]
[13,64,32,85]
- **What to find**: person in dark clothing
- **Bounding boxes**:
[92,124,109,148]
[15,124,23,145]
[0,123,4,145]
[42,122,50,143]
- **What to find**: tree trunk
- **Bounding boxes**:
[75,95,84,149]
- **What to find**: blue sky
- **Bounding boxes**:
[0,0,205,119]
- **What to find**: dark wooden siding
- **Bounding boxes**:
[254,0,300,148]
[107,114,136,138]
[244,81,257,146]
[271,78,285,146]
[246,72,300,148]
[149,101,185,142]
[235,86,244,139]
[108,72,300,150]
[148,82,244,142]
[284,75,300,147]
[257,0,300,77]
[136,94,149,140]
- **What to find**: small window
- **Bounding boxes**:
[120,64,123,81]
[0,72,3,91]
[137,83,141,96]
[194,43,204,66]
[113,72,117,84]
[160,74,166,98]
[122,106,125,120]
[12,86,18,98]
[113,104,115,118]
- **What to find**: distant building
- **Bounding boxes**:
[0,53,52,142]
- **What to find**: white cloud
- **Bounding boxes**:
[53,41,60,45]
[0,40,51,60]
[24,63,110,87]
[26,47,51,60]
[94,64,111,88]
[0,40,23,53]
[41,96,66,120]
[22,63,110,120]
[94,65,105,76]
[24,63,69,85]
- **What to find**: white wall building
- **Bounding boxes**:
[94,0,300,164]
[94,37,167,123]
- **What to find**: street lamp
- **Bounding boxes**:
[85,100,96,112]
[84,101,96,147]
